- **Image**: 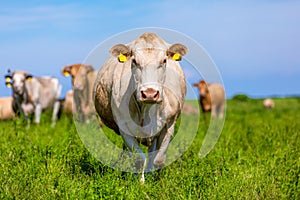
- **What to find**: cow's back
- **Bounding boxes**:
[26,77,61,109]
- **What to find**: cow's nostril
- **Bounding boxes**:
[140,88,159,102]
[141,91,147,99]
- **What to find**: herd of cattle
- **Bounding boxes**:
[0,32,274,182]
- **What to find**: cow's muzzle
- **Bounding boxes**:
[14,86,23,95]
[73,83,84,91]
[140,88,160,103]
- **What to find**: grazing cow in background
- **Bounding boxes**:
[5,71,62,126]
[193,80,225,119]
[0,97,15,120]
[62,64,97,122]
[94,32,188,183]
[263,98,275,109]
[182,103,199,115]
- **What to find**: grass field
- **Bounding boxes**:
[0,98,299,199]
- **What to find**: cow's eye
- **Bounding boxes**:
[163,59,167,64]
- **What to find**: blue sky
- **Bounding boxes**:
[1,0,299,98]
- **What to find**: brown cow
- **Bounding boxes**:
[182,102,199,115]
[62,64,97,122]
[0,97,15,120]
[193,80,225,119]
[94,32,188,183]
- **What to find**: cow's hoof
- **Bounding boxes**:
[140,174,145,184]
[153,154,166,167]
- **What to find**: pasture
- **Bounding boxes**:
[0,98,299,199]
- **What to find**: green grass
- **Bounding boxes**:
[0,98,299,199]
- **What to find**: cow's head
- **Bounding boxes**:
[5,71,33,96]
[193,80,209,97]
[62,64,94,88]
[110,43,187,104]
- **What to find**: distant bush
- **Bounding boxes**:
[232,94,250,102]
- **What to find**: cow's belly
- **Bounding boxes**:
[94,84,120,134]
[39,92,56,110]
[40,99,55,110]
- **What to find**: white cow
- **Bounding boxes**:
[94,32,188,183]
[5,71,62,126]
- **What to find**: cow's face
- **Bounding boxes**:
[73,65,94,91]
[62,64,94,87]
[132,49,167,103]
[110,43,187,104]
[5,72,32,96]
[193,80,209,97]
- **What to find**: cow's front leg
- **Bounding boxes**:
[34,103,42,124]
[218,103,225,119]
[154,122,175,167]
[147,137,157,172]
[73,91,84,122]
[120,131,146,184]
[82,104,92,123]
[21,103,34,128]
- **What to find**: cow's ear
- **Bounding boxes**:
[5,75,12,88]
[167,44,188,61]
[110,44,130,63]
[5,81,12,88]
[62,65,71,77]
[5,75,12,82]
[26,74,33,81]
[193,83,199,88]
[86,65,94,74]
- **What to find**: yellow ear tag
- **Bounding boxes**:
[5,77,11,82]
[27,77,32,82]
[6,82,12,88]
[118,53,127,63]
[63,71,70,77]
[172,53,181,61]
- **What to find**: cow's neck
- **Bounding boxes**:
[14,88,29,104]
[200,95,211,111]
[83,78,90,106]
